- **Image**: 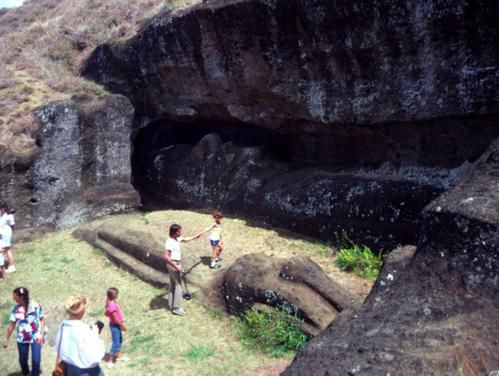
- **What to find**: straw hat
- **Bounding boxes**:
[64,296,88,315]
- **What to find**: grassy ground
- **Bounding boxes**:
[0,227,292,375]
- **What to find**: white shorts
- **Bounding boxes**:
[0,253,5,267]
[0,226,12,248]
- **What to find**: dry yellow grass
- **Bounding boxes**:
[0,0,202,156]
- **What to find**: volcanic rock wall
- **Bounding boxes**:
[0,94,139,234]
[83,0,498,125]
[82,0,499,247]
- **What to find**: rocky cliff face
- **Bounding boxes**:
[284,137,499,376]
[82,0,499,247]
[83,0,498,125]
[0,94,140,234]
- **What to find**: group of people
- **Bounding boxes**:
[4,287,127,376]
[2,209,226,374]
[0,201,16,281]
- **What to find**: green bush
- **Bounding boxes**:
[335,244,383,280]
[238,307,309,357]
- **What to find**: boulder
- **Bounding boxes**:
[223,253,362,335]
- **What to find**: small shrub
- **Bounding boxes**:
[238,307,309,357]
[335,244,383,280]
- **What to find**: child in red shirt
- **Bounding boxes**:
[105,287,128,368]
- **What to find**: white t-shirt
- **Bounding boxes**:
[0,225,12,248]
[164,237,183,261]
[209,223,223,241]
[55,320,105,369]
[0,213,15,227]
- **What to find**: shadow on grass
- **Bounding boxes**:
[8,372,24,376]
[149,293,169,310]
[199,256,211,266]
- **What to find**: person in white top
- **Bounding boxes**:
[0,202,16,273]
[0,224,12,281]
[163,224,202,316]
[55,296,105,375]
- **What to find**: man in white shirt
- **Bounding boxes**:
[164,224,202,316]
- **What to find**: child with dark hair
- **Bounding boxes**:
[105,287,128,368]
[3,287,45,376]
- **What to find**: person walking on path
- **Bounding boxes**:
[3,286,45,376]
[104,287,129,369]
[163,224,202,316]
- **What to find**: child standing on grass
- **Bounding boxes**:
[199,210,225,269]
[0,202,16,273]
[105,287,128,368]
[0,223,12,282]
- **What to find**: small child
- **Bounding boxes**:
[200,210,225,269]
[104,287,128,368]
[0,224,12,281]
[0,202,16,273]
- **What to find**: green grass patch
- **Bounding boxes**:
[335,244,383,280]
[2,312,11,325]
[238,307,309,358]
[128,334,155,354]
[184,346,215,360]
[128,356,152,368]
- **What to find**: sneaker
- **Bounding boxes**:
[117,356,130,362]
[6,265,16,273]
[210,262,221,269]
[216,257,223,262]
[172,307,186,316]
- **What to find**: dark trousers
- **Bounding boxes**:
[17,341,41,376]
[66,363,104,376]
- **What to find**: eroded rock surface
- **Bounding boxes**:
[0,94,140,233]
[144,132,442,249]
[224,254,362,335]
[81,0,499,249]
[82,0,498,125]
[283,138,499,375]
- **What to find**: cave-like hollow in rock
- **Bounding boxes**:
[131,115,499,251]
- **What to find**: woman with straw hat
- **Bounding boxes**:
[54,296,105,376]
